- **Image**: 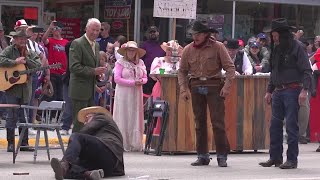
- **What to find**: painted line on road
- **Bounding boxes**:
[247,178,320,180]
[0,137,69,148]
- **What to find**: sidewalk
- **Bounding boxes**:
[0,128,69,148]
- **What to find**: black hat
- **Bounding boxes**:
[190,21,217,34]
[226,39,240,49]
[265,18,295,33]
[147,26,159,33]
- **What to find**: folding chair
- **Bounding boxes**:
[15,101,65,163]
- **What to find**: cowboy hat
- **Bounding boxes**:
[11,30,31,38]
[78,106,112,123]
[190,20,218,34]
[117,41,146,59]
[265,18,295,33]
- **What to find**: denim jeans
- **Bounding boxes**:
[5,94,29,144]
[0,91,7,118]
[270,88,300,162]
[43,73,63,101]
[62,133,117,179]
[61,83,73,131]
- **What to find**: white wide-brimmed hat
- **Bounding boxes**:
[117,41,146,59]
[78,106,112,123]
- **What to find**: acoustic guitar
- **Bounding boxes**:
[0,63,61,91]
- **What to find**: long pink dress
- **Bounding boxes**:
[113,58,147,151]
[150,57,179,134]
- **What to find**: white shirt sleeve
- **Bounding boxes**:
[114,47,123,61]
[242,51,253,75]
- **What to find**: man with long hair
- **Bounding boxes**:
[259,18,312,169]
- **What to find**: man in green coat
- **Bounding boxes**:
[0,30,41,152]
[69,18,107,132]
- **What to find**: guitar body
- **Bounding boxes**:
[0,64,28,91]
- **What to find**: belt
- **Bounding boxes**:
[275,83,302,90]
[193,77,220,81]
[190,77,223,87]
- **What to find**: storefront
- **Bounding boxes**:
[1,0,320,45]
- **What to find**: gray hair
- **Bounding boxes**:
[86,18,101,28]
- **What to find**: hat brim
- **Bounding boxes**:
[118,47,146,59]
[264,25,295,33]
[78,106,112,123]
[190,28,218,34]
[13,34,31,38]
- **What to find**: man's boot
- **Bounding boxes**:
[51,158,70,180]
[6,128,15,152]
[84,169,104,180]
[259,159,283,167]
[19,127,34,151]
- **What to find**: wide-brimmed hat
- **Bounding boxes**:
[11,30,31,38]
[226,39,240,49]
[265,18,295,33]
[160,40,182,51]
[190,21,217,34]
[78,106,112,123]
[117,41,146,58]
[14,19,28,30]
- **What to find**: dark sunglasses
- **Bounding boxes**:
[101,29,105,31]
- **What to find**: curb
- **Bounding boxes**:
[0,137,69,148]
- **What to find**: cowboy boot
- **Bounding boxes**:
[6,128,15,152]
[51,158,70,180]
[259,159,283,167]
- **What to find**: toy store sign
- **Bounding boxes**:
[104,0,132,19]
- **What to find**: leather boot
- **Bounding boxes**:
[190,158,211,166]
[259,159,283,167]
[84,169,104,180]
[279,161,297,169]
[217,158,227,167]
[50,158,70,180]
[6,128,15,152]
[316,145,320,152]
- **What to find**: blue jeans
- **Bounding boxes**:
[61,83,73,131]
[0,91,7,118]
[270,88,300,162]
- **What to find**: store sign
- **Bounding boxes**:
[224,0,320,6]
[153,0,197,19]
[56,18,81,40]
[104,0,132,19]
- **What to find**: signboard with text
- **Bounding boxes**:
[153,0,197,19]
[56,18,81,40]
[104,0,132,19]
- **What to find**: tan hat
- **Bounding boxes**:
[160,40,182,52]
[12,30,31,38]
[117,41,146,59]
[78,106,112,123]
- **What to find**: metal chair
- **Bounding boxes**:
[15,101,66,163]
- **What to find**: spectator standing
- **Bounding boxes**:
[42,20,69,101]
[96,22,114,52]
[140,26,165,97]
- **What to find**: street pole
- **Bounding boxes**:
[232,0,236,39]
[134,0,141,43]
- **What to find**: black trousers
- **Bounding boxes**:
[63,133,117,179]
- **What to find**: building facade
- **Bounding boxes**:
[0,0,320,44]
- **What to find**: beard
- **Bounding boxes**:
[149,34,158,41]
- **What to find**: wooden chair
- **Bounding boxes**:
[15,101,65,163]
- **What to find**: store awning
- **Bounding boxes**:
[224,0,320,6]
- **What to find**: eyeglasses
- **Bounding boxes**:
[101,29,105,31]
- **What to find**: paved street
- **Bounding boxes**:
[0,143,319,180]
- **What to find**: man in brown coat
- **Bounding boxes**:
[178,21,235,167]
[50,106,124,180]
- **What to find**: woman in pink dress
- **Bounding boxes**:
[310,49,320,152]
[150,40,183,134]
[113,41,147,151]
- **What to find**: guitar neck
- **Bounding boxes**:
[19,65,59,75]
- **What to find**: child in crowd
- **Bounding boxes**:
[106,42,116,68]
[95,51,113,107]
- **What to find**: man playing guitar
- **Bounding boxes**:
[0,29,41,152]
